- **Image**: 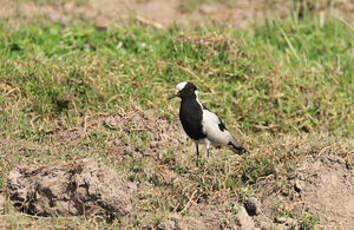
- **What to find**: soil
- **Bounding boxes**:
[1,0,353,28]
[258,151,354,229]
[294,154,354,229]
[7,158,137,222]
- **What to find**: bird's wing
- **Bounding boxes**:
[201,104,227,131]
[201,109,235,146]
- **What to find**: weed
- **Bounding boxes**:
[298,212,320,230]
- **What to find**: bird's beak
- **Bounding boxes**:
[168,94,178,100]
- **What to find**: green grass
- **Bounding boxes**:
[1,16,352,137]
[0,13,353,229]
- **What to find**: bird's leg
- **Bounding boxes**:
[196,143,199,167]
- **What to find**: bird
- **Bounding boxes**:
[169,81,246,166]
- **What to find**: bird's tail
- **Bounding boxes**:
[228,138,246,154]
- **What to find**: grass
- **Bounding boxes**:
[0,11,353,229]
[1,17,352,136]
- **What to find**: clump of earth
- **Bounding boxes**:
[7,158,137,222]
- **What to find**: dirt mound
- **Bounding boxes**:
[256,151,354,229]
[7,158,136,222]
[294,153,354,229]
[157,204,259,230]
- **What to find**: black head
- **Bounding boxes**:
[168,82,198,100]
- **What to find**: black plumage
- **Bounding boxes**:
[179,92,206,141]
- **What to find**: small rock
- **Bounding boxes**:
[255,215,275,230]
[274,223,288,230]
[158,219,176,230]
[275,216,287,224]
[259,221,274,230]
[105,116,119,130]
[235,206,258,230]
[150,141,158,148]
[113,138,121,146]
[244,197,261,216]
[285,217,296,226]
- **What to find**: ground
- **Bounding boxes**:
[0,0,353,229]
[1,110,353,229]
[1,0,353,28]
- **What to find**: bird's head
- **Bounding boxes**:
[168,82,198,100]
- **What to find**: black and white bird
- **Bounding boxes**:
[169,82,246,166]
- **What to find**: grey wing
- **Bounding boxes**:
[201,109,235,145]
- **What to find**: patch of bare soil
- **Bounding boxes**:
[294,153,354,229]
[7,158,136,222]
[1,0,353,28]
[256,151,354,229]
